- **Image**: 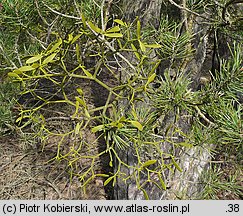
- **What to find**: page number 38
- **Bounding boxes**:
[226,204,240,213]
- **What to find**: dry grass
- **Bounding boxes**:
[0,134,106,200]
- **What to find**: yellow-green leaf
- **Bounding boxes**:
[139,40,146,53]
[109,160,113,167]
[31,63,40,69]
[12,69,23,74]
[76,88,83,96]
[110,122,117,127]
[105,26,120,33]
[91,125,104,133]
[150,60,161,74]
[130,120,143,131]
[112,177,116,187]
[76,44,81,63]
[158,173,167,190]
[39,114,45,122]
[88,21,103,34]
[117,123,124,129]
[119,116,126,122]
[117,39,123,49]
[146,73,156,86]
[48,38,62,53]
[26,54,42,64]
[96,174,110,177]
[84,109,90,118]
[114,19,126,26]
[141,160,157,168]
[68,33,73,42]
[15,116,23,123]
[81,67,93,78]
[145,43,162,48]
[104,33,123,38]
[104,176,113,186]
[8,72,20,77]
[81,14,87,28]
[83,68,93,78]
[137,19,141,40]
[43,53,57,65]
[178,142,193,148]
[18,65,35,72]
[71,34,82,44]
[131,43,140,60]
[75,122,82,135]
[172,157,183,172]
[75,96,86,108]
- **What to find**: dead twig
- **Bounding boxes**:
[194,106,215,126]
[168,0,215,22]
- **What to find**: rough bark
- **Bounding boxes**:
[113,0,163,200]
[113,0,216,200]
[119,0,161,28]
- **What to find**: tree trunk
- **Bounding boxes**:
[119,0,161,28]
[113,0,216,200]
